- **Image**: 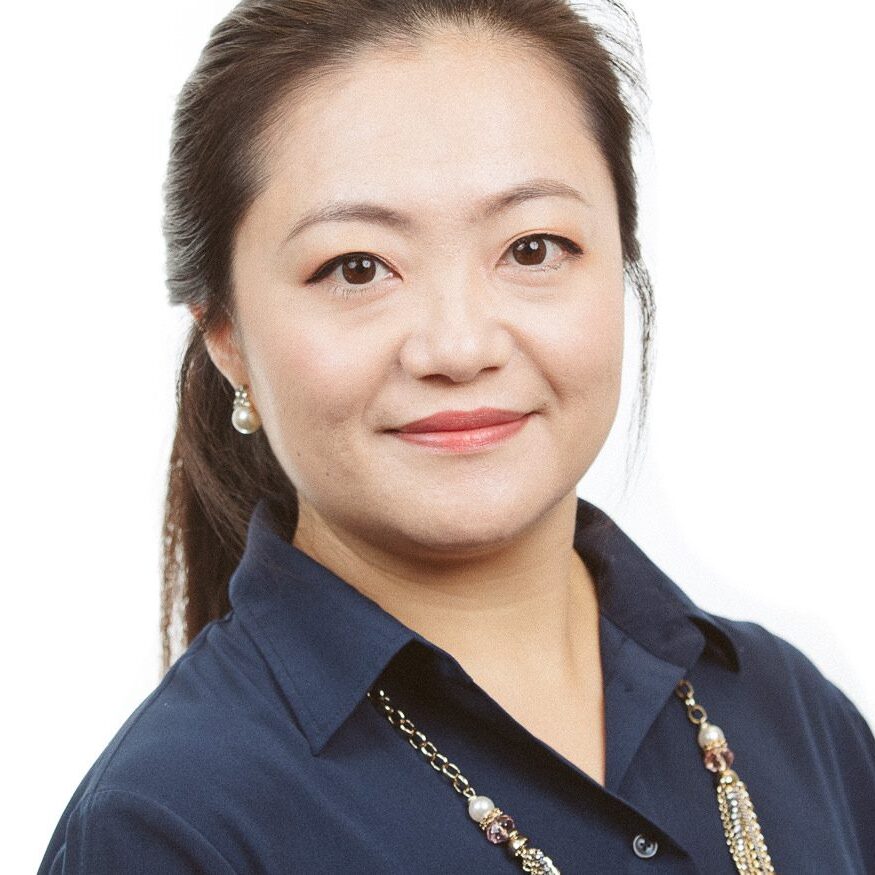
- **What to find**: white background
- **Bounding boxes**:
[3,2,873,870]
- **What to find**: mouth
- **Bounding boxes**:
[389,407,532,452]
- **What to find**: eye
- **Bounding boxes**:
[503,234,583,272]
[305,233,583,299]
[306,253,397,300]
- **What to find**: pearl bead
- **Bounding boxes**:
[232,406,261,434]
[697,721,726,749]
[467,795,495,822]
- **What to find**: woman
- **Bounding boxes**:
[39,0,874,872]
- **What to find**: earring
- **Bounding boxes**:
[231,385,262,434]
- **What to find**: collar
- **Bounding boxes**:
[571,499,742,677]
[228,497,742,756]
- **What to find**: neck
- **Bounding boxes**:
[291,491,600,694]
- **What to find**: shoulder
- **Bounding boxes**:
[40,787,238,874]
[717,615,866,711]
[93,613,306,795]
[708,613,875,778]
[40,614,306,873]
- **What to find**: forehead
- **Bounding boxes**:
[257,31,614,229]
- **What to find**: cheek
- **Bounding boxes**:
[251,316,390,440]
[539,283,625,403]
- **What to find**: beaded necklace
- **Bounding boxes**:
[368,678,776,874]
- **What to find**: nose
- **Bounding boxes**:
[398,274,514,383]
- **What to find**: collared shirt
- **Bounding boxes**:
[40,497,875,873]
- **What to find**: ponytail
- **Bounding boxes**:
[161,326,296,671]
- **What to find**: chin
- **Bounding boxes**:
[410,515,518,554]
[363,486,565,560]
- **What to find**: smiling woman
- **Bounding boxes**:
[37,1,874,873]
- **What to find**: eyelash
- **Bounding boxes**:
[305,234,584,300]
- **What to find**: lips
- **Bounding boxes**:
[395,408,526,433]
[390,407,531,452]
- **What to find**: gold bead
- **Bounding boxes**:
[508,831,529,853]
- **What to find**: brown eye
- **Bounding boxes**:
[306,251,396,300]
[512,236,549,266]
[340,255,377,285]
[505,234,583,275]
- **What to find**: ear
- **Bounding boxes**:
[189,305,249,390]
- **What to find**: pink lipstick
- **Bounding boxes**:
[392,408,530,452]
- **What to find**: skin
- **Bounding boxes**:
[203,29,625,785]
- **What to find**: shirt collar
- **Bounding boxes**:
[228,497,742,756]
[571,499,742,675]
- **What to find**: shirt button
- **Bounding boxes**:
[632,833,659,859]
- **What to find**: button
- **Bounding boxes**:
[632,833,659,859]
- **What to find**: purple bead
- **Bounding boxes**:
[485,813,515,844]
[703,746,735,773]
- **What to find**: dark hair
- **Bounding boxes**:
[161,0,654,671]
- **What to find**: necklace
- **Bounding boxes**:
[367,678,776,874]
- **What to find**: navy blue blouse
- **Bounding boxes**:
[40,498,875,873]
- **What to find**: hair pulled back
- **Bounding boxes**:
[161,0,653,671]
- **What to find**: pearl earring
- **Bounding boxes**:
[231,385,262,434]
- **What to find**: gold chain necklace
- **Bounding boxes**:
[367,678,776,874]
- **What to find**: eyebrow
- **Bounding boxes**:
[283,178,591,244]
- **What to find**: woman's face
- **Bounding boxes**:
[210,31,625,559]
